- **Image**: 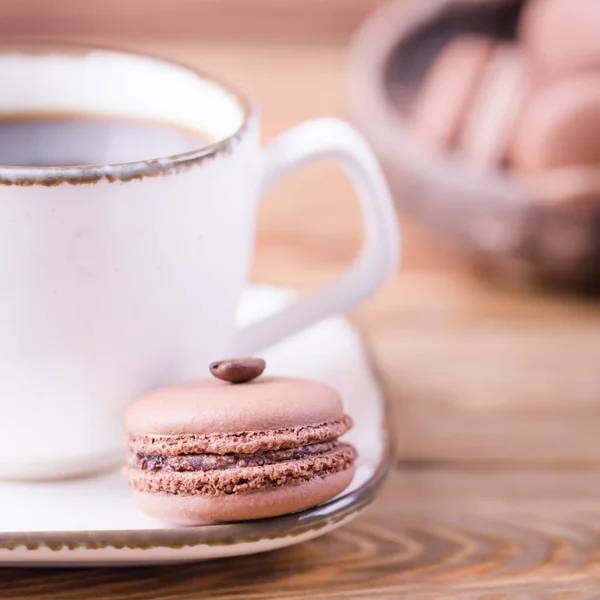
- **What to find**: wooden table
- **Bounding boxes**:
[4,467,600,599]
[2,40,600,599]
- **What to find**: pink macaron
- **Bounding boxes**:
[410,35,527,169]
[509,72,600,172]
[458,43,529,169]
[124,373,357,525]
[519,0,600,76]
[410,35,495,150]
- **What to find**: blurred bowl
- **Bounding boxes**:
[347,0,600,292]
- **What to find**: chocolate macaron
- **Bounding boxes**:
[125,368,357,525]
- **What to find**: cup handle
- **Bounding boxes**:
[233,118,400,355]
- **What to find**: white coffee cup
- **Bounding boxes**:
[0,43,399,480]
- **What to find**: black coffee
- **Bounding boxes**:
[0,114,208,167]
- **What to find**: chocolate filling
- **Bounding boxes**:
[126,444,357,496]
[131,440,338,472]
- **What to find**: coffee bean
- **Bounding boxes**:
[209,358,266,384]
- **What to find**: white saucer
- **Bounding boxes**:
[0,286,391,566]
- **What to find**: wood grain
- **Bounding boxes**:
[3,466,600,598]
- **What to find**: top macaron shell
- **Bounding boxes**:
[125,377,345,436]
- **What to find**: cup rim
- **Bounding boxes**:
[0,39,256,187]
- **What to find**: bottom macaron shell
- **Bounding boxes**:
[134,466,356,525]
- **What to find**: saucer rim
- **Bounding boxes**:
[0,288,393,555]
[0,433,392,553]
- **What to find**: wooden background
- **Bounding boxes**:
[4,468,600,598]
[1,1,600,597]
[0,0,385,41]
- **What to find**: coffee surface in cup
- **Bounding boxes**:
[0,113,209,167]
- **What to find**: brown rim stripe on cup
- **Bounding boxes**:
[0,40,256,187]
